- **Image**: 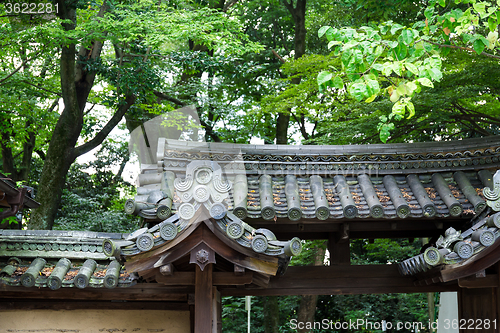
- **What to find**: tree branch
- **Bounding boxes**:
[0,52,41,86]
[72,94,137,158]
[417,39,500,60]
[223,0,239,12]
[21,80,62,96]
[271,49,286,64]
[153,91,186,106]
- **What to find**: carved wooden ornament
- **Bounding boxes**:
[189,243,216,271]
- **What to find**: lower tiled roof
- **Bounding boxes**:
[0,230,136,289]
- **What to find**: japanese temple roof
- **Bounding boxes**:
[158,135,500,173]
[0,229,136,290]
[4,136,500,296]
[125,136,500,241]
[397,166,500,284]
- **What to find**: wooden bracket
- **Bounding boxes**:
[190,243,216,271]
[434,221,443,230]
[329,230,350,265]
[159,263,174,276]
[334,223,350,243]
[234,265,245,276]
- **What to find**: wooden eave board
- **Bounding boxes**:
[440,237,500,282]
[125,222,279,277]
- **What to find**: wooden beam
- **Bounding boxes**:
[221,285,458,296]
[0,284,191,301]
[195,263,213,333]
[234,265,245,276]
[0,300,189,311]
[220,265,459,296]
[155,271,253,286]
[458,274,499,288]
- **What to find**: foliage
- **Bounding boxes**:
[53,137,138,233]
[53,190,137,233]
[317,0,500,142]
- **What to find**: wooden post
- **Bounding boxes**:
[195,263,213,333]
[328,230,350,265]
[212,287,222,333]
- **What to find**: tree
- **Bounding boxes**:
[317,0,500,142]
[0,0,261,229]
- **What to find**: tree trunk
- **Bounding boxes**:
[276,0,307,144]
[263,296,280,333]
[296,242,326,333]
[28,9,82,229]
[28,1,126,230]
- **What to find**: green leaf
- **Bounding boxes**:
[428,68,443,81]
[400,29,414,45]
[394,43,407,60]
[489,16,498,32]
[405,62,419,75]
[473,38,486,54]
[372,63,384,71]
[487,31,498,49]
[382,62,393,76]
[318,26,331,38]
[317,71,333,86]
[365,94,377,103]
[424,7,435,20]
[390,24,404,35]
[327,40,342,48]
[407,101,415,118]
[332,76,344,89]
[417,77,434,87]
[349,82,368,101]
[396,83,407,95]
[392,100,406,116]
[438,0,446,7]
[473,2,486,16]
[365,79,380,95]
[326,28,339,42]
[341,50,352,67]
[406,81,418,95]
[390,90,400,103]
[392,62,403,76]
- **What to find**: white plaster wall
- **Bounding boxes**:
[437,292,459,333]
[0,309,190,332]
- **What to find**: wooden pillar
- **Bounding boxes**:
[195,263,213,333]
[456,264,500,333]
[458,287,498,333]
[328,228,350,265]
[212,287,222,333]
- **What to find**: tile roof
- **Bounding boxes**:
[125,137,500,224]
[0,230,136,289]
[399,169,500,280]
